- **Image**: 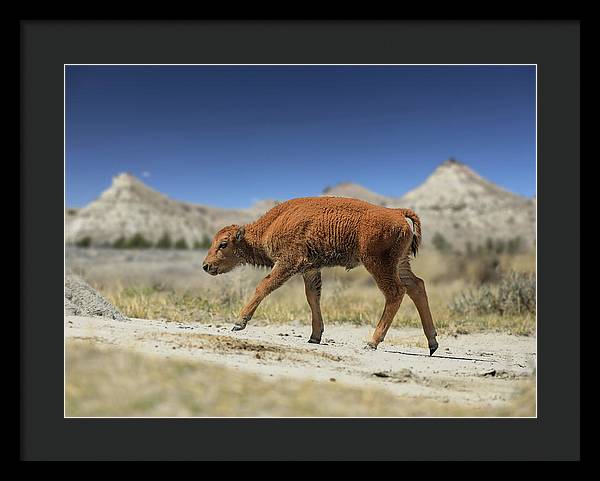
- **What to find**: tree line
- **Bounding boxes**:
[431,232,527,256]
[74,232,213,250]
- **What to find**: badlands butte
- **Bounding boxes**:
[65,159,536,251]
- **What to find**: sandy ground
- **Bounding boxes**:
[66,315,536,411]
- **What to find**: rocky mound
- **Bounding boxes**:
[65,270,128,321]
[394,159,535,249]
[397,159,531,211]
[322,182,390,206]
[65,173,276,247]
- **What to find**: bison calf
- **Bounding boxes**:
[202,197,438,355]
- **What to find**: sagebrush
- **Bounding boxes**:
[449,271,535,316]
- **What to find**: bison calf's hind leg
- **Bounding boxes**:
[303,270,324,343]
[364,260,406,350]
[233,262,295,331]
[401,271,439,355]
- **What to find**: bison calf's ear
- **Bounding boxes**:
[235,226,245,242]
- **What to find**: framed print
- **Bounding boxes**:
[21,20,580,461]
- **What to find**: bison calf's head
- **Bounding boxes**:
[202,225,245,276]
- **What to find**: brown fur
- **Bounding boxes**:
[203,197,438,353]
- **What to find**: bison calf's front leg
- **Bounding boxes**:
[303,270,324,344]
[233,263,295,331]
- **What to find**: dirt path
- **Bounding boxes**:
[66,315,536,411]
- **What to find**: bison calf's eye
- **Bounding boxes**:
[219,242,227,250]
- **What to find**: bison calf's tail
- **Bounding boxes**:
[397,208,422,257]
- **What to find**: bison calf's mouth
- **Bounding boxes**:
[202,263,219,276]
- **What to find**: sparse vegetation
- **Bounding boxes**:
[111,234,154,249]
[192,234,212,250]
[112,237,126,248]
[89,247,535,336]
[66,241,535,337]
[431,235,529,285]
[198,234,212,249]
[75,236,92,248]
[449,271,536,317]
[464,237,525,257]
[105,286,217,322]
[507,236,524,254]
[155,232,173,249]
[174,238,189,250]
[432,232,453,254]
[126,233,153,249]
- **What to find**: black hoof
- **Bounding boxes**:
[232,324,246,332]
[429,345,438,356]
[364,343,377,351]
[308,338,321,344]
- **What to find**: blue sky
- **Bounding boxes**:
[66,65,536,208]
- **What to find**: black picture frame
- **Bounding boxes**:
[21,20,580,461]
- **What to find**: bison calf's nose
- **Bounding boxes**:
[202,263,210,272]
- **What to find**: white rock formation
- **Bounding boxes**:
[322,159,535,250]
[66,160,535,252]
[65,173,277,247]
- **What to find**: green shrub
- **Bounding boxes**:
[429,252,501,285]
[199,234,212,249]
[466,241,474,255]
[75,236,92,248]
[432,232,453,254]
[468,255,501,284]
[112,237,126,248]
[449,271,536,316]
[494,239,506,254]
[125,233,152,249]
[174,238,189,250]
[507,236,524,254]
[192,235,212,249]
[465,236,526,257]
[156,232,173,249]
[193,234,212,249]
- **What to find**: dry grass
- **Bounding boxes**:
[449,271,536,317]
[69,247,535,336]
[65,340,535,417]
